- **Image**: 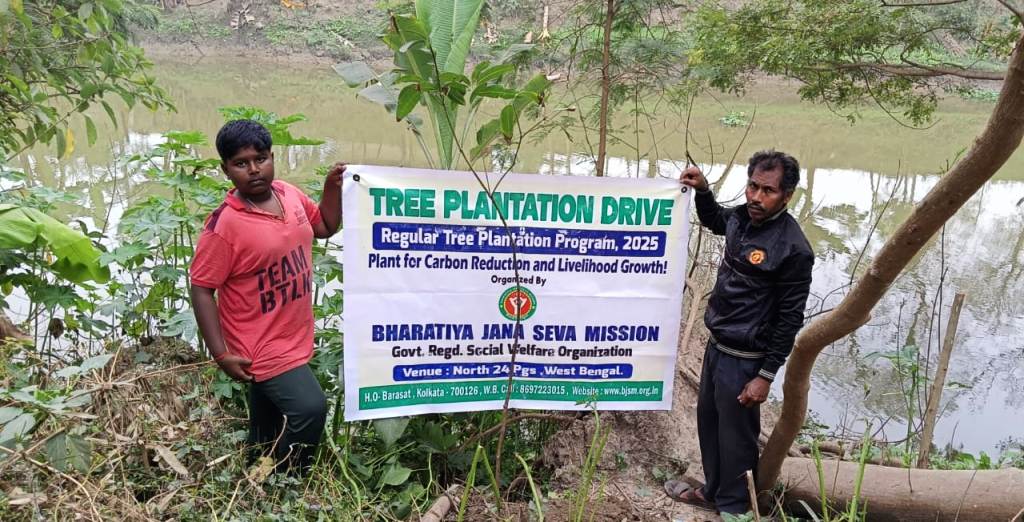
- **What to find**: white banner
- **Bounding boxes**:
[342,166,690,420]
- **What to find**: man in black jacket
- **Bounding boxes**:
[667,150,814,514]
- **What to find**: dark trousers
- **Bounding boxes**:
[697,342,762,514]
[248,364,328,472]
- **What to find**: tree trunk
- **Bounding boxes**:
[758,34,1024,489]
[916,292,965,468]
[780,457,1024,521]
[595,0,615,177]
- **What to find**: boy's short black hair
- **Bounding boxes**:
[215,120,272,161]
[747,149,800,192]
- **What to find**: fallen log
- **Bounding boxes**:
[798,441,846,458]
[420,485,461,522]
[779,457,1024,521]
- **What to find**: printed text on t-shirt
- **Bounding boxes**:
[254,245,312,314]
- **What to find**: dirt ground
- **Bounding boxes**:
[538,378,723,521]
[446,322,784,522]
[535,331,759,521]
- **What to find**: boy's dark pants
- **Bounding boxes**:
[696,342,762,514]
[247,364,328,472]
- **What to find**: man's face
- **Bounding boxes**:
[745,166,792,224]
[222,146,275,200]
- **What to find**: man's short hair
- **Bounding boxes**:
[215,120,272,161]
[747,150,800,193]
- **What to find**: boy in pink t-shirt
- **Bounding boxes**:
[190,119,344,472]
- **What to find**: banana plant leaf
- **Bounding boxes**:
[0,204,110,283]
[415,0,484,74]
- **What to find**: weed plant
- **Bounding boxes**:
[152,11,233,40]
[263,11,388,60]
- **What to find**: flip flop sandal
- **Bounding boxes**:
[664,479,717,511]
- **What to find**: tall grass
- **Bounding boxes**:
[798,423,874,522]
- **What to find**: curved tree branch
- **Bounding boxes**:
[758,32,1024,490]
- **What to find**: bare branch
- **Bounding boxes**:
[898,58,1006,81]
[809,61,1005,81]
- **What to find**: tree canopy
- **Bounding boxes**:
[691,0,1022,125]
[0,0,173,158]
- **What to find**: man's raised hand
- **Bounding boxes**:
[679,166,709,192]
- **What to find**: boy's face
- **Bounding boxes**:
[222,146,275,200]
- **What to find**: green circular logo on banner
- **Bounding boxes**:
[499,286,537,321]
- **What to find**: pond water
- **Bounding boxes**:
[10,56,1023,455]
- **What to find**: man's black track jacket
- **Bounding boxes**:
[694,189,814,382]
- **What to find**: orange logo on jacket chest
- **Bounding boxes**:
[748,249,766,265]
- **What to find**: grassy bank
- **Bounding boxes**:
[136,1,535,63]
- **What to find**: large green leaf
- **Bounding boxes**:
[84,115,97,146]
[414,0,434,51]
[476,64,515,85]
[0,407,24,425]
[0,412,36,444]
[80,354,114,372]
[396,84,422,121]
[424,0,456,69]
[161,310,198,341]
[369,3,527,169]
[380,463,413,487]
[358,83,398,110]
[392,15,436,86]
[416,0,484,74]
[499,105,516,140]
[45,432,92,473]
[333,61,376,87]
[443,0,484,74]
[98,242,152,267]
[0,204,110,283]
[425,95,456,168]
[470,85,517,105]
[395,14,454,167]
[472,119,502,160]
[373,417,410,448]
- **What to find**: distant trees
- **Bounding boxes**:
[0,0,172,159]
